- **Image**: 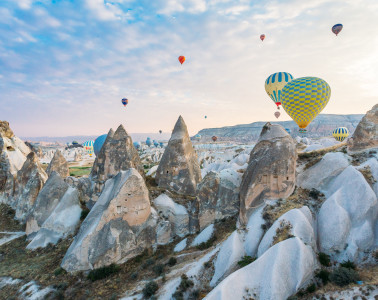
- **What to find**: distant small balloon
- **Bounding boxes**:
[212,136,217,142]
[204,116,207,119]
[159,142,164,148]
[159,130,162,134]
[274,111,280,119]
[146,137,152,147]
[178,56,185,65]
[133,141,141,149]
[332,24,343,36]
[285,128,291,134]
[260,34,265,41]
[154,141,159,147]
[332,127,349,142]
[121,98,128,107]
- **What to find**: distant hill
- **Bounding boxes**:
[197,114,364,142]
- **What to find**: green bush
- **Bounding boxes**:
[143,281,159,298]
[80,209,89,221]
[87,264,120,281]
[237,256,256,267]
[309,189,321,199]
[316,269,330,285]
[306,283,316,293]
[168,257,177,266]
[340,260,356,270]
[153,264,165,276]
[330,267,360,287]
[196,235,217,250]
[318,252,331,266]
[142,258,155,269]
[203,261,211,268]
[178,274,194,291]
[54,267,66,276]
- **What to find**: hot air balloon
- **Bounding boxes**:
[178,56,185,65]
[281,77,331,129]
[159,142,164,148]
[204,116,207,119]
[154,141,159,147]
[133,141,141,150]
[82,140,94,157]
[193,134,201,141]
[332,24,343,36]
[265,72,294,109]
[274,111,280,119]
[332,127,349,142]
[159,130,162,134]
[93,134,107,156]
[72,141,79,145]
[146,137,152,147]
[285,128,291,134]
[260,34,265,41]
[121,98,128,106]
[212,136,217,142]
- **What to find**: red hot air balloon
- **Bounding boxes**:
[274,111,280,119]
[332,24,343,36]
[260,34,265,41]
[178,56,185,65]
[212,136,217,142]
[121,98,128,107]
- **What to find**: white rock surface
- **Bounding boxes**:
[244,205,266,257]
[191,224,214,246]
[174,238,187,252]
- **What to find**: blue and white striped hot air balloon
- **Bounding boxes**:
[265,72,294,109]
[82,140,94,156]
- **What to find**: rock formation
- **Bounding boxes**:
[74,151,81,162]
[61,169,155,272]
[25,172,69,236]
[155,116,201,196]
[12,152,48,223]
[25,141,43,158]
[27,187,82,249]
[239,123,297,225]
[197,169,240,229]
[46,149,69,178]
[0,121,14,138]
[91,126,144,199]
[348,104,378,152]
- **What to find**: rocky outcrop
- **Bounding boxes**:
[155,116,201,196]
[25,172,69,236]
[46,150,69,178]
[27,187,81,249]
[239,123,297,225]
[91,126,144,199]
[348,104,378,152]
[197,169,240,229]
[74,152,81,162]
[0,121,14,139]
[65,176,92,205]
[12,152,48,223]
[25,142,43,158]
[61,169,155,272]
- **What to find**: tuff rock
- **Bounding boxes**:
[46,149,69,178]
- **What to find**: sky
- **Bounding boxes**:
[0,0,377,137]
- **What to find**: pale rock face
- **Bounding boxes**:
[46,150,69,178]
[257,207,316,257]
[25,142,43,158]
[205,237,316,300]
[12,152,48,223]
[61,169,155,272]
[25,172,69,235]
[244,205,266,257]
[27,187,82,249]
[65,176,92,204]
[318,166,378,262]
[155,116,202,196]
[239,123,297,225]
[91,126,144,199]
[153,193,189,238]
[0,121,14,139]
[297,152,349,191]
[197,169,240,229]
[348,104,378,152]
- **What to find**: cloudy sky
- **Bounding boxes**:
[0,0,377,137]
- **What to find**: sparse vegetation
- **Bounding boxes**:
[143,281,159,298]
[318,252,331,267]
[329,266,360,286]
[316,269,330,285]
[309,189,322,200]
[87,264,120,281]
[340,260,356,270]
[0,203,25,231]
[168,257,177,266]
[358,166,377,187]
[272,220,294,246]
[237,256,256,268]
[152,263,165,276]
[196,234,217,250]
[306,283,316,293]
[173,274,195,299]
[69,166,91,177]
[80,209,89,221]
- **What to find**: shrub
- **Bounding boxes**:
[306,283,316,293]
[130,272,138,280]
[318,252,331,266]
[196,235,217,250]
[143,258,155,269]
[316,269,330,285]
[153,264,165,276]
[80,209,89,221]
[237,256,256,268]
[309,189,321,199]
[172,291,183,300]
[203,261,211,268]
[330,267,360,286]
[87,264,120,281]
[54,267,66,276]
[190,289,200,299]
[168,257,177,266]
[178,274,194,291]
[340,260,356,270]
[143,281,159,298]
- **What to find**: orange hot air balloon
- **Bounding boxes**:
[260,34,265,41]
[274,111,280,119]
[178,56,185,65]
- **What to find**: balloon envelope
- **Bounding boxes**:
[332,127,349,142]
[159,142,164,148]
[82,140,94,156]
[260,34,265,41]
[178,56,185,65]
[274,111,280,119]
[332,24,343,36]
[212,136,217,142]
[159,130,162,134]
[265,72,294,108]
[281,77,331,129]
[121,98,128,106]
[133,141,141,149]
[93,134,107,156]
[146,137,152,146]
[285,128,291,134]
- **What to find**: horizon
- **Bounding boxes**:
[1,0,377,137]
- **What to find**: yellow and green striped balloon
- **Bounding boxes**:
[332,127,349,142]
[281,77,331,129]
